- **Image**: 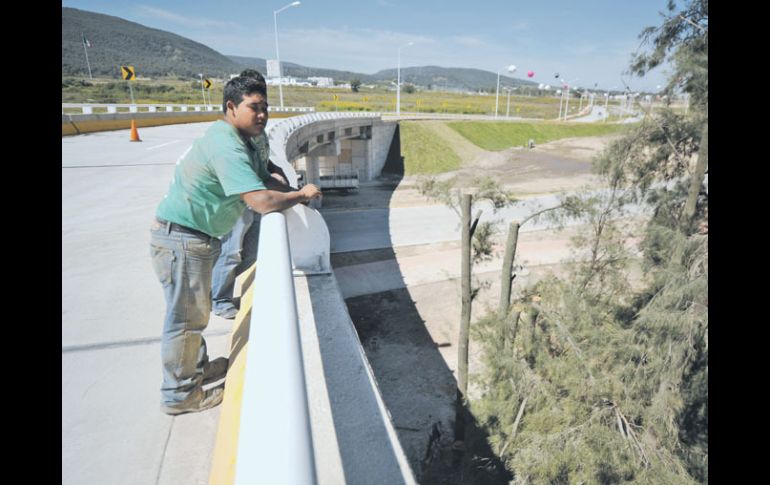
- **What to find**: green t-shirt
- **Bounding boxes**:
[156,120,270,237]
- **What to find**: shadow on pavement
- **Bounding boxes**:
[329,125,511,483]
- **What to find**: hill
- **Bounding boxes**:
[62,7,242,79]
[373,65,536,92]
[62,7,539,91]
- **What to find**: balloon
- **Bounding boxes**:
[527,70,534,78]
[508,65,517,73]
[555,72,559,78]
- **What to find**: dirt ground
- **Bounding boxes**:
[320,133,619,212]
[328,133,621,483]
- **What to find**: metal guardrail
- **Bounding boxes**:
[61,103,315,115]
[234,211,317,485]
[229,116,369,483]
[212,112,416,484]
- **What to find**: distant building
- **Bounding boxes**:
[308,77,334,87]
[266,76,300,86]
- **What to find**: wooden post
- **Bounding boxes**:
[457,194,473,398]
[498,221,521,319]
[454,194,473,449]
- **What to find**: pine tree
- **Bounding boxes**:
[471,1,707,482]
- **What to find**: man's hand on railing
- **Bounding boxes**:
[299,184,322,205]
[242,183,321,214]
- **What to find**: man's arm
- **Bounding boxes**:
[241,184,321,214]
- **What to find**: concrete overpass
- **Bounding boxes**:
[62,112,415,484]
[268,112,397,196]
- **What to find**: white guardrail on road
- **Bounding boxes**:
[227,111,415,484]
[61,103,315,114]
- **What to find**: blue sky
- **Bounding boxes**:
[63,0,675,91]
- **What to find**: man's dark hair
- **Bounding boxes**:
[240,69,267,89]
[222,75,268,113]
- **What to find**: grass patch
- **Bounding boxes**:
[64,76,612,118]
[447,121,630,151]
[400,121,462,175]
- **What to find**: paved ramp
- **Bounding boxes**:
[63,122,238,485]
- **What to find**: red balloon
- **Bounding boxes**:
[527,70,534,78]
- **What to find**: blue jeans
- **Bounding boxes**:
[211,209,259,313]
[150,219,222,405]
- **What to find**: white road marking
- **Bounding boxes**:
[146,140,181,150]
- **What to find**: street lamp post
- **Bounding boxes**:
[273,1,301,110]
[603,85,616,122]
[396,42,414,116]
[555,74,568,120]
[504,87,513,117]
[495,64,516,118]
[562,78,578,121]
[564,85,570,121]
[623,88,632,118]
[198,73,206,107]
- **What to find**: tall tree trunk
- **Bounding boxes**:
[508,309,521,357]
[498,221,521,319]
[525,305,541,368]
[682,112,708,232]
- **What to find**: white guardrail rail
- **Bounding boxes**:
[61,103,315,114]
[219,112,415,485]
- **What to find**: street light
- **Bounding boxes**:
[562,77,578,121]
[273,1,301,110]
[604,85,617,122]
[622,87,632,117]
[555,74,565,120]
[396,41,414,115]
[495,64,516,118]
[198,73,206,107]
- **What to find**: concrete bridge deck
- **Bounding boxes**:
[62,118,410,484]
[62,120,589,484]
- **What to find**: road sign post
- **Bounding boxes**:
[121,66,136,105]
[204,79,213,109]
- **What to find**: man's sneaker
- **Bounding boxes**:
[202,357,229,385]
[215,307,239,320]
[161,385,225,416]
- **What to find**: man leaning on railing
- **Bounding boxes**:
[149,74,321,416]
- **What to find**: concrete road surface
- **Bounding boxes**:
[62,121,252,485]
[63,119,648,484]
[322,195,573,254]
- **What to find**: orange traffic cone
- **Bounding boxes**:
[130,120,142,142]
